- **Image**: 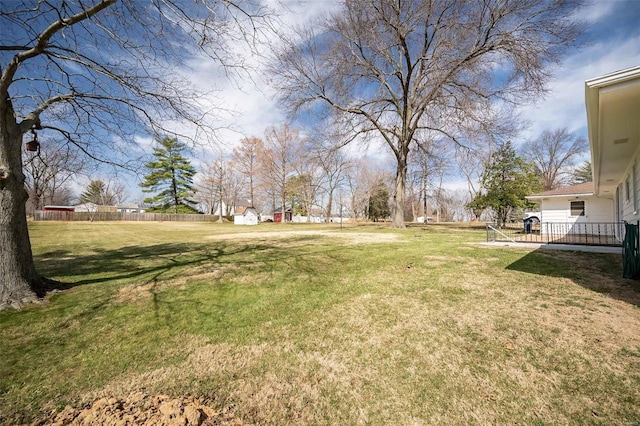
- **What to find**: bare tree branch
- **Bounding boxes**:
[269,0,585,227]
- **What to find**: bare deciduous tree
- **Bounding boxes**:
[521,127,588,190]
[23,139,86,214]
[231,137,264,210]
[194,167,218,217]
[195,150,239,222]
[344,158,390,222]
[262,124,304,223]
[0,1,268,308]
[408,139,450,222]
[269,0,584,228]
[309,125,351,221]
[455,144,495,221]
[317,149,349,221]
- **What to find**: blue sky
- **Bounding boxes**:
[193,1,640,146]
[58,0,640,201]
[515,1,640,141]
[159,0,639,198]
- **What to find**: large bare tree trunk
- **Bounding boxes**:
[0,103,42,309]
[392,155,407,228]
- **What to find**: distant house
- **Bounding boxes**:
[210,200,234,217]
[273,206,293,223]
[329,216,351,223]
[290,206,324,223]
[526,182,614,224]
[73,202,99,213]
[585,66,640,223]
[234,206,259,226]
[116,204,145,213]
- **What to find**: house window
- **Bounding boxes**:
[570,201,585,216]
[626,175,631,202]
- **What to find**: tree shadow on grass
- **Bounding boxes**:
[36,242,250,288]
[32,236,351,329]
[35,235,349,292]
[505,249,640,307]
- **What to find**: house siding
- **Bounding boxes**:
[618,150,640,223]
[539,196,613,223]
[539,195,615,237]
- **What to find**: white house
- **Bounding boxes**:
[526,182,614,223]
[234,206,259,226]
[585,66,640,223]
[73,202,99,213]
[526,182,617,238]
[518,66,639,245]
[116,204,145,213]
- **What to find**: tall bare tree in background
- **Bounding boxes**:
[196,152,228,222]
[309,124,352,221]
[317,149,349,221]
[0,1,269,309]
[408,139,450,222]
[522,127,588,190]
[270,0,584,228]
[232,137,264,210]
[194,168,218,217]
[23,139,86,214]
[344,158,390,222]
[455,144,496,221]
[262,124,304,223]
[292,144,324,221]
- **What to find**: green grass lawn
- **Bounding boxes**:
[1,222,639,425]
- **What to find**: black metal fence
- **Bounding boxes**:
[486,221,625,247]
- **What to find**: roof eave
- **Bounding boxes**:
[585,66,640,196]
[526,192,594,200]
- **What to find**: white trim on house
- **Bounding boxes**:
[585,66,640,203]
[527,191,593,201]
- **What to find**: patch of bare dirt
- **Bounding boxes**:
[28,393,242,426]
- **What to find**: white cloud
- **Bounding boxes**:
[516,31,640,142]
[575,0,616,23]
[160,0,640,185]
[164,0,344,157]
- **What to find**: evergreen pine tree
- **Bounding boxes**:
[79,180,107,205]
[141,137,196,213]
[480,141,541,227]
[572,161,593,184]
[367,180,391,222]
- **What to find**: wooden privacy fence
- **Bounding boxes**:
[34,211,220,222]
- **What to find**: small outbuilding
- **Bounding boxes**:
[273,206,293,223]
[234,206,259,226]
